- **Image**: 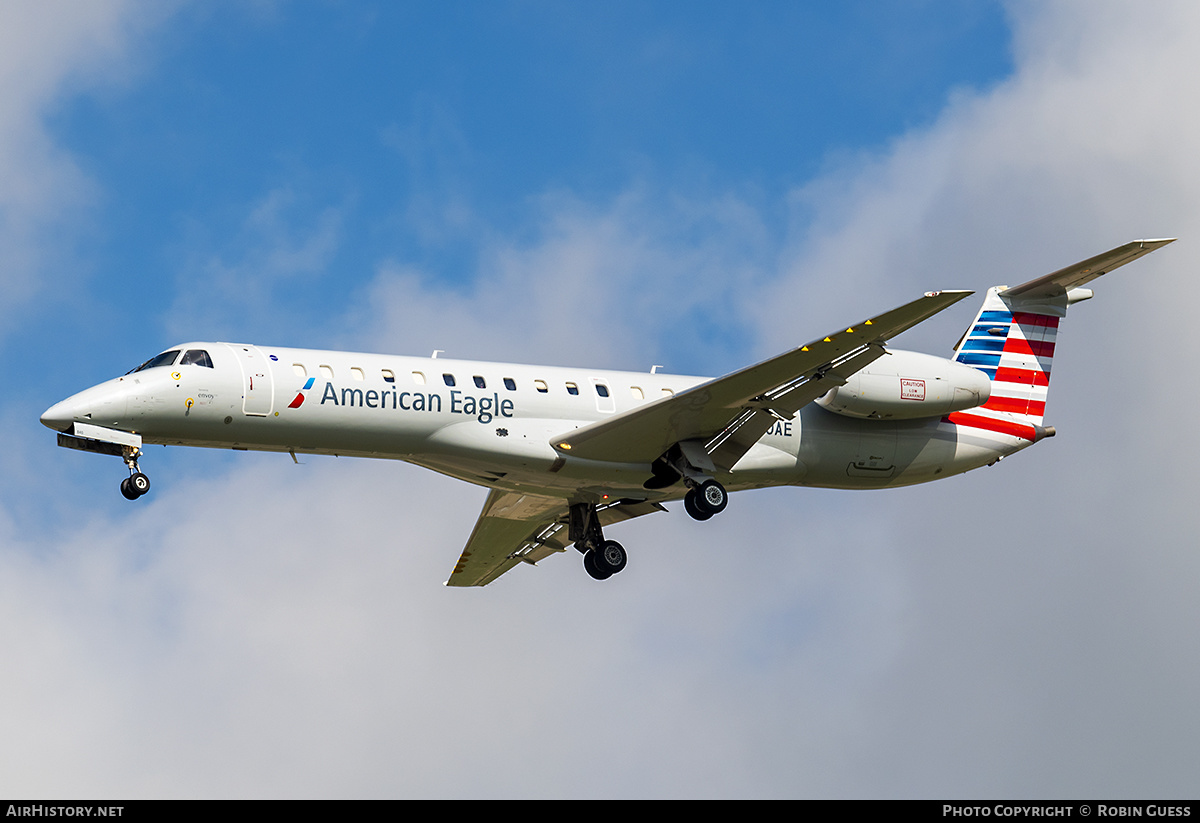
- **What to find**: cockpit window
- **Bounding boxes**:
[128,350,180,374]
[180,349,213,368]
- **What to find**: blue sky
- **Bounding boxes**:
[33,2,1011,364]
[6,0,1200,799]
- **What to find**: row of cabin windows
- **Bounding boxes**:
[123,350,674,400]
[290,362,674,399]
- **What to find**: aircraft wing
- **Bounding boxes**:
[445,489,666,587]
[551,290,974,470]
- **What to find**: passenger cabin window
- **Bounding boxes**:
[180,349,214,369]
[443,373,456,387]
[661,388,674,397]
[129,350,180,374]
[595,383,610,398]
[630,386,644,400]
[320,365,334,380]
[293,364,307,378]
[351,367,365,381]
[382,369,395,383]
[534,380,548,393]
[565,382,580,395]
[503,377,516,391]
[411,371,426,385]
[473,375,486,389]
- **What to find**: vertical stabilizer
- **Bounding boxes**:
[950,287,1060,440]
[948,239,1174,441]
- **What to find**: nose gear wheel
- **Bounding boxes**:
[119,447,151,500]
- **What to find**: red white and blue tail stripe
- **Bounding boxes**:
[949,288,1058,441]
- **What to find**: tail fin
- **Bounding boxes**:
[949,239,1174,440]
[950,287,1060,439]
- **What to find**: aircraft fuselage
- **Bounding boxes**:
[41,341,1025,504]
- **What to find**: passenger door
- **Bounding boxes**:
[226,344,275,416]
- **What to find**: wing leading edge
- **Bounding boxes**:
[551,289,974,469]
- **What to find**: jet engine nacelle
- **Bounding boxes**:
[816,349,990,420]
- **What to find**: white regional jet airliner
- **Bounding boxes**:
[42,240,1172,585]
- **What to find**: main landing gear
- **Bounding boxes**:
[582,540,627,581]
[646,443,730,523]
[568,477,729,582]
[119,448,151,500]
[683,479,728,522]
[570,502,629,581]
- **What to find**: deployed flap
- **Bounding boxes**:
[1000,239,1175,301]
[445,490,665,587]
[445,490,567,587]
[551,290,974,469]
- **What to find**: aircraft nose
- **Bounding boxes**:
[41,398,78,432]
[41,381,131,432]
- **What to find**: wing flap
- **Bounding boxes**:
[445,490,568,587]
[445,491,665,587]
[552,289,974,468]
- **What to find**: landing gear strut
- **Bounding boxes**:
[119,447,151,500]
[570,502,628,581]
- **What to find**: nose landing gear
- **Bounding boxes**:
[120,472,151,500]
[119,448,151,500]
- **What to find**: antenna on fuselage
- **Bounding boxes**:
[432,350,443,359]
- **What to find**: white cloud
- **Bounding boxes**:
[0,0,164,335]
[352,187,771,375]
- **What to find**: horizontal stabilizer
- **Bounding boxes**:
[1000,239,1175,301]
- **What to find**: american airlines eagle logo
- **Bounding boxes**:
[288,377,315,408]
